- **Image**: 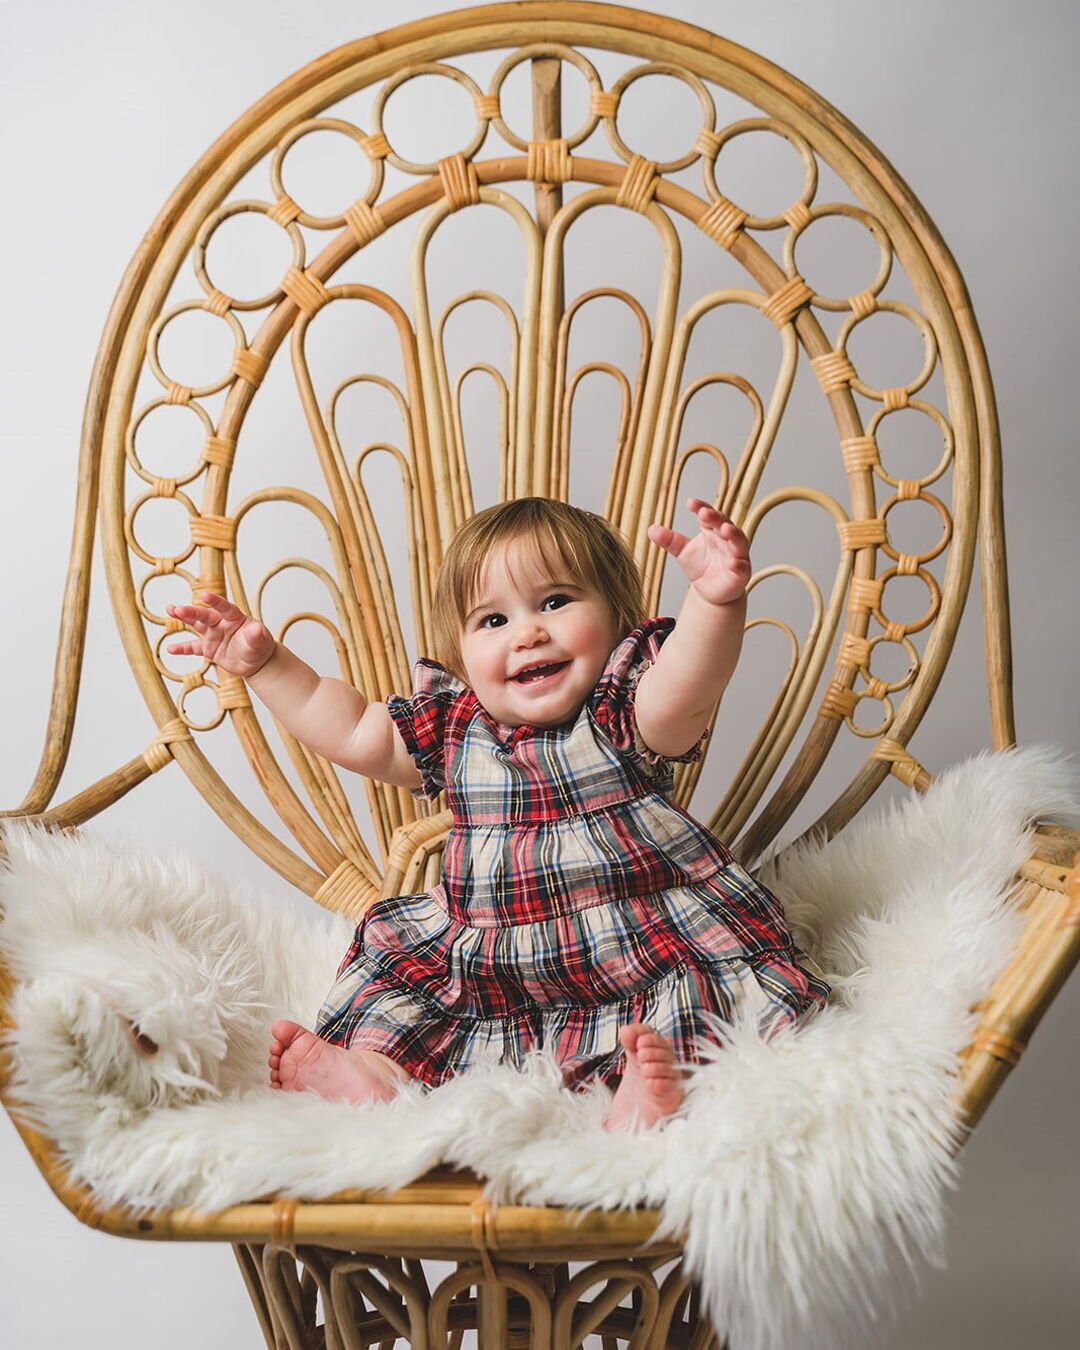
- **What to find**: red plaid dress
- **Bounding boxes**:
[315,619,830,1088]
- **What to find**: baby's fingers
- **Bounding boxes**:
[166,593,241,628]
[165,602,214,632]
[166,638,205,656]
[647,522,689,556]
[686,496,731,530]
[687,498,749,552]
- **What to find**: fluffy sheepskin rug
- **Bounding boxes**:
[1,747,1075,1350]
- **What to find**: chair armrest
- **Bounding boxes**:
[956,827,1080,1134]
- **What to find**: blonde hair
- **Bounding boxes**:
[431,498,646,677]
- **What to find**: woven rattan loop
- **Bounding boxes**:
[896,552,920,576]
[784,200,813,231]
[281,265,331,317]
[527,138,572,183]
[698,196,747,249]
[314,860,374,917]
[232,347,269,387]
[820,680,858,720]
[871,738,932,790]
[141,718,193,773]
[865,676,889,701]
[470,1199,499,1284]
[897,478,922,501]
[205,289,232,317]
[883,386,910,411]
[181,671,204,696]
[267,194,302,227]
[695,127,722,159]
[616,155,659,213]
[972,1031,1028,1067]
[849,575,885,612]
[203,435,237,469]
[761,275,813,328]
[883,620,907,642]
[360,131,390,160]
[165,383,193,406]
[163,615,184,635]
[344,199,387,247]
[438,153,480,211]
[474,93,500,120]
[189,514,237,551]
[812,352,857,394]
[838,632,871,669]
[850,289,878,318]
[590,89,619,118]
[151,477,178,498]
[215,673,251,712]
[838,519,887,550]
[841,436,879,473]
[270,1198,299,1250]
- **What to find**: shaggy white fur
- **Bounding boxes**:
[1,747,1075,1350]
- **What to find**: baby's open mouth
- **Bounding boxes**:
[512,661,569,683]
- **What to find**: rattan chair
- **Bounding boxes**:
[3,4,1078,1346]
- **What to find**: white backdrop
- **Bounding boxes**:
[2,1,1078,1346]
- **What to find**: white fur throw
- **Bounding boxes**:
[1,748,1075,1350]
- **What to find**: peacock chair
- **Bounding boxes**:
[2,4,1078,1347]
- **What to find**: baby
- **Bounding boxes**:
[167,497,829,1128]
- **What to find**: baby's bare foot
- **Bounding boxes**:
[268,1019,404,1105]
[604,1023,683,1131]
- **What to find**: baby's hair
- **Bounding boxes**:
[431,498,646,676]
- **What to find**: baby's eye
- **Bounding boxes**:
[478,612,507,629]
[541,593,572,612]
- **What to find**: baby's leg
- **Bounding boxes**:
[268,1020,412,1104]
[604,1023,683,1131]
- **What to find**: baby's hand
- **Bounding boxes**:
[165,593,276,678]
[647,498,751,608]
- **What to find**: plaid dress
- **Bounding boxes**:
[316,618,830,1088]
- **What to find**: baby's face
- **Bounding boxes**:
[459,541,618,731]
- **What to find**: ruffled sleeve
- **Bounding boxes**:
[588,617,708,789]
[386,660,467,800]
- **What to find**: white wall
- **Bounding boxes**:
[2,1,1078,1346]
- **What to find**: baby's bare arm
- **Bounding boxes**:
[634,499,749,758]
[167,594,421,789]
[248,645,420,786]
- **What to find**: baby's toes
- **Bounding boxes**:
[645,1064,680,1083]
[618,1022,648,1054]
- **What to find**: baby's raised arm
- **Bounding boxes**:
[633,499,750,758]
[166,594,421,790]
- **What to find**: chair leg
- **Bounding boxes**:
[233,1244,277,1350]
[233,1243,717,1348]
[477,1279,509,1347]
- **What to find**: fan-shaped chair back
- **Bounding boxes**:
[15,3,1012,922]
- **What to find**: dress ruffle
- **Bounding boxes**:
[316,880,830,1088]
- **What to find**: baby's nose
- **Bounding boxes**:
[512,619,549,647]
